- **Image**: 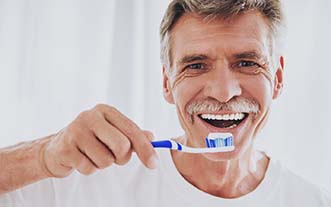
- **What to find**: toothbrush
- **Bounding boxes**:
[151,133,234,153]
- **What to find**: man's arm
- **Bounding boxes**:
[0,136,52,194]
[0,104,158,195]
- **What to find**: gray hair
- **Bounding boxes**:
[160,0,285,70]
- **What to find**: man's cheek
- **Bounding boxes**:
[171,70,201,90]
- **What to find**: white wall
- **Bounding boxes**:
[0,0,330,191]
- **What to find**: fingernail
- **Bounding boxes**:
[150,133,155,141]
[144,130,155,141]
[147,155,159,169]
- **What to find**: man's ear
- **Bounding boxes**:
[272,56,285,100]
[162,66,175,104]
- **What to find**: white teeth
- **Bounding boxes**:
[236,113,245,120]
[223,114,230,120]
[227,124,237,129]
[200,113,246,121]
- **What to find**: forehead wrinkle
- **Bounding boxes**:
[223,40,270,61]
[233,51,268,62]
[175,14,264,40]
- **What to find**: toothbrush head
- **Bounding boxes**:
[205,132,234,149]
[151,132,235,153]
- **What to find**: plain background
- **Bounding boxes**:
[0,0,330,192]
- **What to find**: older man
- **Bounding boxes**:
[0,0,330,206]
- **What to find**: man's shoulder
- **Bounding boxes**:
[271,159,331,206]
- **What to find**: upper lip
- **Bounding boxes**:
[197,111,247,116]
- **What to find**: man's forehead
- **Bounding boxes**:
[173,12,269,36]
[169,11,271,65]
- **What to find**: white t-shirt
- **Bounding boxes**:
[1,149,330,207]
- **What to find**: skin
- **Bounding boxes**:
[162,11,284,198]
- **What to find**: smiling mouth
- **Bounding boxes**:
[198,113,249,129]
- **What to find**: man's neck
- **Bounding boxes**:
[170,139,269,198]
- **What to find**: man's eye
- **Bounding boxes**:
[233,60,265,75]
[186,63,205,70]
[237,61,260,68]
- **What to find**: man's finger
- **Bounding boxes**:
[61,146,98,175]
[75,130,115,169]
[90,119,132,165]
[96,105,159,169]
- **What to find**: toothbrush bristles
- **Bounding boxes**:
[205,136,233,148]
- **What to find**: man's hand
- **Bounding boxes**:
[41,104,158,178]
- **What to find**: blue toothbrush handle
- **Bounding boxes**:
[151,140,173,148]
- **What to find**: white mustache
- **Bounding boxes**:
[187,97,259,116]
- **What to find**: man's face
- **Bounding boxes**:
[163,11,283,160]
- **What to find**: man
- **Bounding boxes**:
[1,0,330,206]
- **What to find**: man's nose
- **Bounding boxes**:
[203,67,242,103]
